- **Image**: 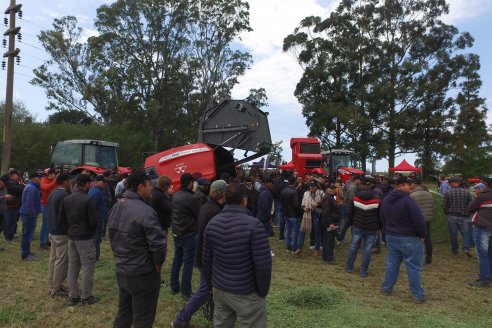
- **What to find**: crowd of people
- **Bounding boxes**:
[1,166,491,328]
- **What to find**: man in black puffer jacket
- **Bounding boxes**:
[203,182,272,328]
[345,177,381,277]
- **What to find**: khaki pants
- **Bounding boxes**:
[48,234,69,291]
[213,288,267,328]
[68,239,96,299]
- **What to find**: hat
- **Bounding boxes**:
[75,173,92,185]
[9,169,20,176]
[197,178,211,186]
[360,177,372,186]
[126,171,151,188]
[474,183,486,190]
[396,176,415,185]
[309,182,318,188]
[180,173,194,186]
[0,174,10,183]
[29,172,40,179]
[46,168,58,175]
[448,177,461,183]
[482,177,492,187]
[327,184,336,190]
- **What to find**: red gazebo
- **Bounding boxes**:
[277,161,295,171]
[389,159,422,172]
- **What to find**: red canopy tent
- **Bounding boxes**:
[277,161,296,171]
[389,159,422,172]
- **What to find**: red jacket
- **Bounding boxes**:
[41,176,58,205]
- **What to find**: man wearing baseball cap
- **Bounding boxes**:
[467,177,492,287]
[380,176,427,303]
[19,172,42,261]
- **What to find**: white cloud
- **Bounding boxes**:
[79,28,100,43]
[444,0,492,23]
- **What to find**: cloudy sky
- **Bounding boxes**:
[1,0,491,170]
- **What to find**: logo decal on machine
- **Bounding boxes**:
[158,147,209,163]
[174,163,187,174]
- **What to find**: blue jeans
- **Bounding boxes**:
[381,235,425,301]
[175,268,211,324]
[3,208,19,240]
[447,216,470,253]
[21,215,37,258]
[312,210,322,250]
[346,228,377,275]
[277,203,286,239]
[298,230,307,250]
[170,234,196,296]
[94,216,105,259]
[467,222,475,248]
[285,217,300,251]
[40,205,49,247]
[475,227,492,282]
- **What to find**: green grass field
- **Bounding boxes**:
[1,193,491,327]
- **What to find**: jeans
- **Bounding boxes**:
[474,227,492,282]
[467,222,475,248]
[114,272,161,328]
[424,222,432,264]
[285,217,300,252]
[312,210,322,250]
[40,205,49,247]
[346,228,377,275]
[21,215,37,259]
[322,225,337,262]
[170,234,196,296]
[277,203,286,239]
[94,216,105,259]
[381,235,425,301]
[175,269,211,324]
[447,216,470,253]
[298,231,307,250]
[3,208,19,240]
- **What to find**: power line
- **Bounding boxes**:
[18,63,36,70]
[19,17,50,31]
[18,52,45,62]
[13,70,34,79]
[18,40,43,51]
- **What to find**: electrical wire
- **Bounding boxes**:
[18,40,44,51]
[19,18,51,31]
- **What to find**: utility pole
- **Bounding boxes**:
[1,0,21,174]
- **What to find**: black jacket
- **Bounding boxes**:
[58,190,98,240]
[195,198,223,268]
[6,180,24,209]
[150,187,172,231]
[279,185,302,218]
[203,205,272,297]
[347,188,381,231]
[108,190,167,276]
[322,193,339,226]
[171,188,200,238]
[46,188,69,235]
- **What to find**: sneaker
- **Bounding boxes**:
[380,287,392,296]
[309,245,315,250]
[50,288,69,298]
[468,279,491,288]
[22,255,38,261]
[360,272,368,278]
[345,267,353,273]
[68,297,81,306]
[80,296,100,305]
[413,297,426,304]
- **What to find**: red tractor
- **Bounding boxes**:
[50,139,132,175]
[144,100,272,189]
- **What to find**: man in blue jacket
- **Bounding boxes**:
[89,176,108,261]
[203,182,272,327]
[380,176,427,304]
[20,172,42,261]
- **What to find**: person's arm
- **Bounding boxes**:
[41,178,57,192]
[58,199,68,232]
[144,211,167,272]
[86,199,99,231]
[251,220,272,298]
[346,197,355,226]
[467,194,483,214]
[407,198,427,239]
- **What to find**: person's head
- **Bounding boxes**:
[93,175,107,188]
[449,177,461,187]
[126,171,153,199]
[474,183,485,195]
[305,173,313,181]
[288,175,296,186]
[9,169,20,182]
[352,175,362,185]
[0,174,8,189]
[56,173,71,189]
[209,180,227,204]
[244,176,253,189]
[326,184,336,195]
[180,173,194,190]
[296,176,303,185]
[483,177,492,190]
[309,182,318,191]
[395,176,415,193]
[265,177,276,191]
[219,172,232,184]
[75,174,92,192]
[157,175,173,192]
[29,172,41,185]
[225,182,247,207]
[197,178,211,194]
[359,177,373,189]
[46,168,58,180]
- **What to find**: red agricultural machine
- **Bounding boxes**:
[144,100,273,189]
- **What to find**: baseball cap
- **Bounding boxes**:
[474,183,486,190]
[75,174,92,185]
[56,173,71,185]
[126,171,151,188]
[396,176,415,185]
[482,177,492,187]
[197,178,212,186]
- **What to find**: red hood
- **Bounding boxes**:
[338,167,364,175]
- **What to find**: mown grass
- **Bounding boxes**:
[1,193,491,327]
